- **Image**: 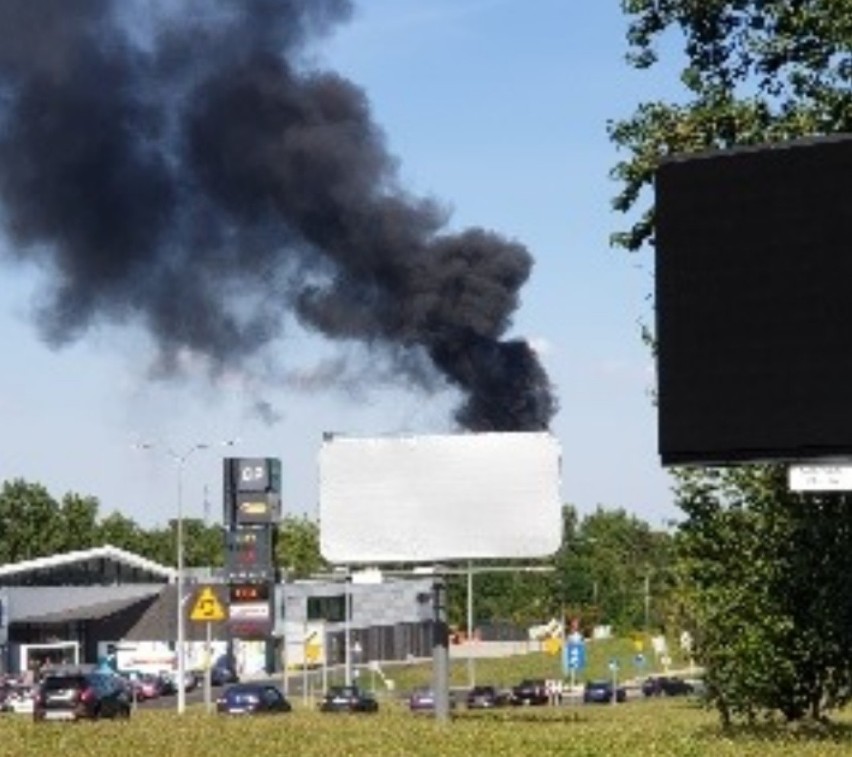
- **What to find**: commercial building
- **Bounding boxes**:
[0,545,435,676]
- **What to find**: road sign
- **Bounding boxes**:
[788,465,852,492]
[564,641,586,674]
[543,636,562,656]
[190,587,227,622]
[305,631,321,664]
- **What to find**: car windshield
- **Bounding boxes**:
[42,676,86,691]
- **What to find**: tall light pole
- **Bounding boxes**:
[135,439,237,714]
[169,443,209,715]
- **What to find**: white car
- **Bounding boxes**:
[4,686,36,714]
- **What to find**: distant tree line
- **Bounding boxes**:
[0,478,675,635]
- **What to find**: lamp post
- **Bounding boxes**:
[169,443,209,715]
[135,439,237,714]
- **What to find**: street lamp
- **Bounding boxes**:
[169,443,209,716]
[135,439,237,714]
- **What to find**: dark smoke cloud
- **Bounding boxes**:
[0,0,557,431]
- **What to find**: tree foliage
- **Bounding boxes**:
[0,479,677,646]
[612,0,852,724]
[612,0,852,252]
[446,505,674,634]
[0,480,65,561]
[276,515,328,578]
[675,467,852,723]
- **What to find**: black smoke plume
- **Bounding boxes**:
[0,0,556,431]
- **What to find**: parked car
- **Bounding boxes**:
[510,679,549,706]
[135,674,163,701]
[33,673,131,721]
[3,685,36,714]
[210,656,240,687]
[158,670,198,694]
[641,676,694,698]
[583,680,626,704]
[466,685,511,710]
[408,687,457,713]
[318,685,379,713]
[216,683,291,715]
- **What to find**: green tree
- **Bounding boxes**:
[611,0,852,723]
[138,526,175,566]
[57,493,99,553]
[97,511,146,554]
[675,467,852,723]
[276,515,327,578]
[569,507,672,634]
[0,480,64,561]
[176,518,225,568]
[443,505,673,633]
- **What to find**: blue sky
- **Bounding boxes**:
[0,0,684,530]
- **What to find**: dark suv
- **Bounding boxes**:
[319,685,379,713]
[34,673,131,721]
[466,685,511,709]
[510,679,549,706]
[641,676,694,698]
[210,655,240,686]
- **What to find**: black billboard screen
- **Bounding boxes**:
[655,136,852,465]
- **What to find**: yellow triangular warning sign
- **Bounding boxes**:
[190,586,227,622]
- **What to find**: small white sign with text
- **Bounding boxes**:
[788,465,852,492]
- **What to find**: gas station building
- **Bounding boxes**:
[0,545,435,675]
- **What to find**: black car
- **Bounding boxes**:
[216,683,291,715]
[210,655,240,687]
[510,679,549,706]
[465,685,511,710]
[34,673,132,721]
[318,685,379,713]
[583,680,626,704]
[641,676,694,698]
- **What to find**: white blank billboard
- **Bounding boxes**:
[319,432,562,564]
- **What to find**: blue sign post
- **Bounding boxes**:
[563,640,586,675]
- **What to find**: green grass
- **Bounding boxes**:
[318,637,697,694]
[7,642,835,756]
[4,699,852,757]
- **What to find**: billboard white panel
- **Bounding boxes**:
[319,432,561,564]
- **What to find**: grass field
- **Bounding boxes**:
[323,637,693,692]
[4,645,850,756]
[3,699,852,757]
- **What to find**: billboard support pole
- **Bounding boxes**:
[344,572,353,686]
[432,575,450,722]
